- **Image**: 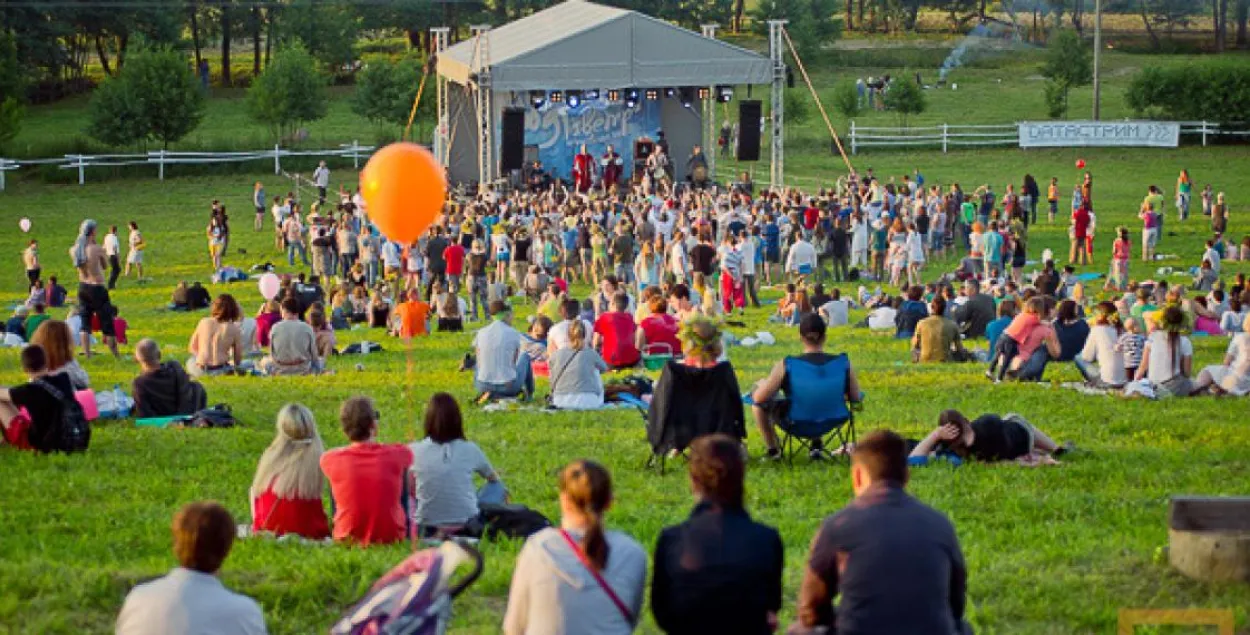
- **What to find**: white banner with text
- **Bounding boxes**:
[1018,121,1180,148]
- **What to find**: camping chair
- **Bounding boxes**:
[774,354,858,463]
[642,359,746,474]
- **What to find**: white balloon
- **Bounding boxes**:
[18,218,31,233]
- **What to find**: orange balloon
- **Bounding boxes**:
[360,142,447,244]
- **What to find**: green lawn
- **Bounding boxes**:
[0,143,1248,634]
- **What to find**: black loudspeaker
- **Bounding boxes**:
[737,100,762,162]
[501,108,525,171]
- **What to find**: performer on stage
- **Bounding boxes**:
[600,144,623,192]
[572,144,595,193]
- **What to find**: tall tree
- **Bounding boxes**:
[281,0,360,69]
[252,3,263,77]
[1215,0,1229,51]
[1237,0,1248,48]
[221,0,233,87]
[0,31,23,152]
[189,0,204,68]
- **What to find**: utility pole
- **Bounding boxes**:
[1092,0,1102,120]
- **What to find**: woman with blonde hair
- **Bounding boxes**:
[30,319,90,389]
[504,460,646,635]
[249,403,330,538]
[549,319,609,410]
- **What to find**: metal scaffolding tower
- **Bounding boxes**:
[700,23,718,184]
[431,27,450,168]
[471,25,494,188]
[768,20,787,189]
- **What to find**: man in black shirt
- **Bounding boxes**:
[689,232,718,278]
[652,434,783,635]
[830,218,850,282]
[952,279,996,338]
[0,344,84,453]
[424,227,450,300]
[1035,260,1060,298]
[793,430,968,635]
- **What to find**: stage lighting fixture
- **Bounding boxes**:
[549,90,563,104]
[586,89,600,100]
[529,90,546,108]
[607,88,621,101]
[566,90,583,107]
[644,88,659,101]
[623,88,639,108]
[678,87,695,108]
[697,86,711,100]
[664,87,676,98]
[716,85,733,103]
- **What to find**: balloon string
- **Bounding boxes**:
[404,68,431,143]
[405,333,416,444]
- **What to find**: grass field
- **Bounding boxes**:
[1,141,1249,634]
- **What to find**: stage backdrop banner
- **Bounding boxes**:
[1018,121,1180,148]
[523,98,661,180]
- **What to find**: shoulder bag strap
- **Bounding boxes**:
[550,349,581,391]
[34,377,67,403]
[557,529,634,625]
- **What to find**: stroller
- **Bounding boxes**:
[331,540,484,635]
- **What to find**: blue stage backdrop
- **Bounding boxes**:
[522,98,661,181]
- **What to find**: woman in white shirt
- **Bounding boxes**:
[1192,314,1250,396]
[408,393,505,537]
[125,221,145,279]
[1075,302,1127,388]
[1135,305,1193,397]
[503,460,646,635]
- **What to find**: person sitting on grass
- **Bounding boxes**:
[789,430,968,635]
[260,297,320,376]
[0,344,88,453]
[249,403,330,539]
[1135,305,1194,398]
[984,298,1017,357]
[187,295,245,378]
[912,296,969,363]
[909,409,1066,466]
[390,288,430,341]
[319,396,413,546]
[894,285,929,340]
[408,393,507,538]
[1191,313,1250,396]
[5,305,28,342]
[115,501,266,635]
[594,292,641,370]
[24,303,50,340]
[308,305,337,359]
[504,460,646,635]
[132,339,207,418]
[431,281,464,333]
[1074,302,1128,389]
[473,301,535,403]
[651,434,784,635]
[550,319,610,410]
[752,314,863,461]
[636,292,682,357]
[1052,299,1091,362]
[254,300,281,349]
[548,299,593,359]
[30,319,91,389]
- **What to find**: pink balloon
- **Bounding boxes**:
[258,272,281,300]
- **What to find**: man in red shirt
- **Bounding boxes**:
[803,199,820,238]
[319,396,413,545]
[442,240,466,295]
[592,292,641,369]
[1069,202,1091,266]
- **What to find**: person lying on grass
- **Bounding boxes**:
[909,409,1066,466]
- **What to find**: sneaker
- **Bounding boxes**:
[809,448,829,461]
[475,391,493,406]
[984,369,996,381]
[761,448,782,462]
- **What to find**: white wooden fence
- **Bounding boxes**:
[0,142,375,192]
[848,121,1249,154]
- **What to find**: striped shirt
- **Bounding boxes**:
[718,245,742,279]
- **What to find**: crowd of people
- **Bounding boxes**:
[2,156,1246,634]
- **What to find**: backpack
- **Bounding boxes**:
[33,378,91,453]
[186,404,237,428]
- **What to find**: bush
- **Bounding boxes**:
[247,46,329,142]
[352,57,425,129]
[832,81,861,119]
[1126,61,1250,123]
[884,74,927,127]
[86,47,204,149]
